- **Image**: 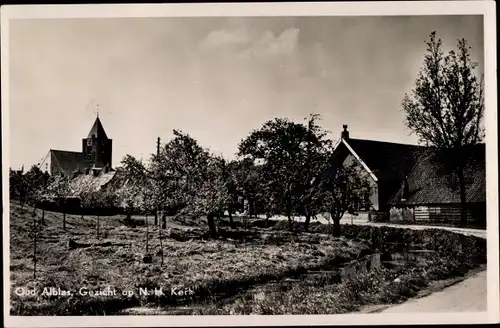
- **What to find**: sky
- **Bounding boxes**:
[8,15,484,170]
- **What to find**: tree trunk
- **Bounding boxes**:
[97,215,100,240]
[63,212,66,230]
[158,222,164,266]
[145,215,149,253]
[41,209,45,225]
[332,215,341,237]
[457,167,468,228]
[154,211,158,226]
[161,213,166,229]
[207,213,218,237]
[287,212,293,231]
[332,219,341,237]
[228,206,235,229]
[304,210,311,232]
[33,218,37,280]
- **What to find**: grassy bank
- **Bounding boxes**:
[172,222,486,315]
[9,203,486,315]
[9,203,368,315]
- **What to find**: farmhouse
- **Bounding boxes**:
[39,115,113,177]
[332,125,486,224]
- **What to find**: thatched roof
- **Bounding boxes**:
[388,144,486,206]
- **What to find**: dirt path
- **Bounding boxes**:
[348,221,487,239]
[267,214,487,239]
[381,270,487,313]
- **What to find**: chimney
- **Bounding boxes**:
[341,125,349,139]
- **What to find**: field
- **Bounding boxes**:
[9,201,486,315]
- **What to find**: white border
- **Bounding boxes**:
[1,1,498,327]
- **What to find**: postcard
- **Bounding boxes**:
[1,1,498,327]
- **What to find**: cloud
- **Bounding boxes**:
[199,27,300,61]
[199,28,251,51]
[238,28,300,59]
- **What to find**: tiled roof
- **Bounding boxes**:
[87,117,108,139]
[388,144,486,205]
[50,150,88,176]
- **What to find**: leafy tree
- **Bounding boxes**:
[196,154,233,234]
[22,165,50,224]
[9,168,23,201]
[116,158,156,255]
[219,158,240,228]
[402,31,484,227]
[77,176,97,219]
[238,115,329,231]
[319,158,373,237]
[119,156,159,222]
[121,130,230,236]
[45,174,72,230]
[149,131,207,228]
[296,114,333,232]
[231,158,262,217]
[239,118,306,230]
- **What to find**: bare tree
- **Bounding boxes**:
[32,213,38,280]
[402,31,484,227]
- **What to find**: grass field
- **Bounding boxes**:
[8,201,486,315]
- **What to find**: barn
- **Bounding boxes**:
[388,144,486,227]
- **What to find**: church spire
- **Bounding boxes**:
[87,116,108,139]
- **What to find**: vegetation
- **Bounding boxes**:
[9,203,486,315]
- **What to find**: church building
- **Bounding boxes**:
[40,116,113,176]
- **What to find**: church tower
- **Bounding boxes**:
[82,116,112,170]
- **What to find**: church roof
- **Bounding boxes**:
[50,150,88,175]
[87,116,108,139]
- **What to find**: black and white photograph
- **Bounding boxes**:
[1,2,498,327]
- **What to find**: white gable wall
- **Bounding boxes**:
[38,151,52,175]
[342,153,379,211]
